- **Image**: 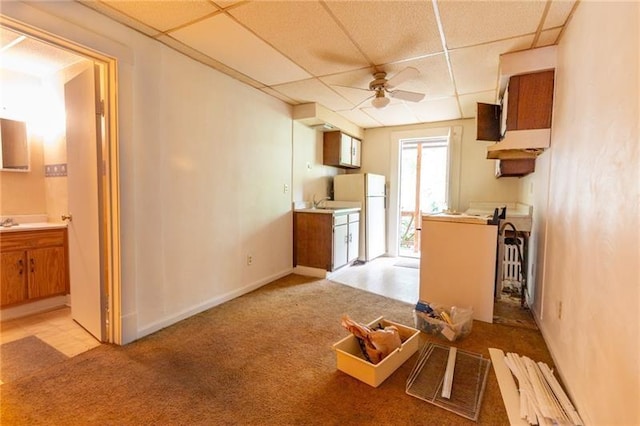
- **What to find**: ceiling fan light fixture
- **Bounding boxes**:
[371,91,390,109]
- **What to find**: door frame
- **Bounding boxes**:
[1,18,122,344]
[388,126,463,258]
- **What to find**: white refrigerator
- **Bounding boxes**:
[333,173,386,262]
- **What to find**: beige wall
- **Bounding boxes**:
[521,3,639,424]
[292,122,342,206]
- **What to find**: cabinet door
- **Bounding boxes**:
[506,70,554,131]
[28,246,67,299]
[350,138,361,167]
[339,133,352,166]
[0,251,28,306]
[333,224,348,270]
[347,221,360,263]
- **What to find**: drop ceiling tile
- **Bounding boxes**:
[325,1,443,65]
[228,1,369,76]
[320,68,380,105]
[535,28,562,48]
[450,35,535,94]
[459,90,498,118]
[320,54,452,107]
[78,1,161,36]
[157,34,264,89]
[260,87,299,105]
[170,14,311,86]
[271,78,353,111]
[335,109,383,129]
[544,0,576,29]
[100,0,219,32]
[361,103,421,127]
[407,97,461,123]
[384,54,454,99]
[438,0,546,49]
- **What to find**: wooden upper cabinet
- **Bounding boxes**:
[323,131,361,169]
[506,70,554,131]
[476,103,502,141]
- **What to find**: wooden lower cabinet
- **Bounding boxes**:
[0,228,69,307]
[294,211,360,272]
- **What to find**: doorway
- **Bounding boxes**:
[0,22,120,343]
[397,138,449,258]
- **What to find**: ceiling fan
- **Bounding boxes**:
[337,67,426,109]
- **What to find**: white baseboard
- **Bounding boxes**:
[135,268,293,340]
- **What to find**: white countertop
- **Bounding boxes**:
[295,207,361,215]
[0,222,67,233]
[422,212,493,225]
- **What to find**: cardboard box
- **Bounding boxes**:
[333,317,420,387]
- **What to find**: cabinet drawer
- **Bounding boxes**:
[334,215,348,226]
[348,213,360,223]
[0,229,66,251]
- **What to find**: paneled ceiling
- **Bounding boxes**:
[3,1,578,129]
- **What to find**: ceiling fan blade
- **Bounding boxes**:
[386,67,420,89]
[389,89,425,102]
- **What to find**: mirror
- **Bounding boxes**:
[0,118,29,171]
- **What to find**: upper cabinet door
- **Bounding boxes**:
[323,131,361,169]
[506,70,554,131]
[350,138,361,168]
[339,133,352,166]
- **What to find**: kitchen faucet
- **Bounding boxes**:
[312,194,330,209]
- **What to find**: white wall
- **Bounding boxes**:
[3,1,298,342]
[521,3,639,424]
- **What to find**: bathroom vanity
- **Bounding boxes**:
[0,225,69,307]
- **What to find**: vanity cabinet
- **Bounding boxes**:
[323,131,361,169]
[0,228,69,307]
[294,210,360,272]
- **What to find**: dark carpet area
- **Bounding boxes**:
[0,275,554,425]
[1,335,69,383]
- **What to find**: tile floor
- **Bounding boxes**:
[329,256,420,304]
[0,306,101,385]
[329,255,536,328]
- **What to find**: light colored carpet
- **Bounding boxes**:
[1,274,555,424]
[0,335,68,383]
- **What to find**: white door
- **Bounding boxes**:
[333,224,348,270]
[347,218,360,263]
[366,196,386,260]
[65,64,104,341]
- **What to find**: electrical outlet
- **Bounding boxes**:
[557,301,563,320]
[247,255,253,266]
[283,184,289,194]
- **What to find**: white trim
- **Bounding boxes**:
[388,126,462,257]
[136,268,293,339]
[489,348,529,426]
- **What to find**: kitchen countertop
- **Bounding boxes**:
[422,212,493,225]
[295,207,361,215]
[0,222,68,233]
